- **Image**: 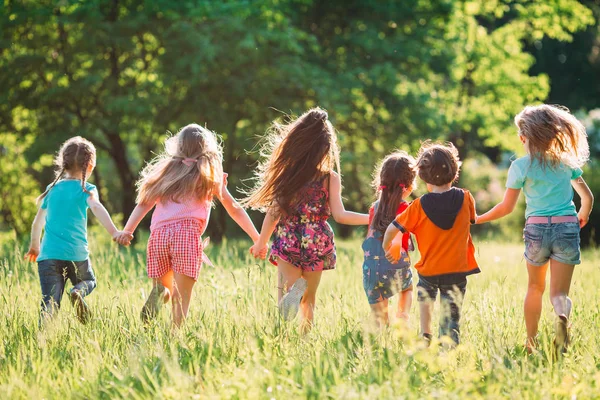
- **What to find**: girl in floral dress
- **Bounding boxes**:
[245,108,368,331]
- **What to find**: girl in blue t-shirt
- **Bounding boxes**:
[25,137,124,324]
[477,104,593,355]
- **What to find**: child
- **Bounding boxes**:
[476,104,593,354]
[382,142,479,345]
[25,137,122,324]
[245,108,368,332]
[363,151,417,327]
[115,124,260,328]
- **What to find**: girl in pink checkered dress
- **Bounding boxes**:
[116,124,259,327]
[244,108,368,333]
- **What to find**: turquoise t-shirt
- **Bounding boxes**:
[37,180,97,262]
[506,156,582,218]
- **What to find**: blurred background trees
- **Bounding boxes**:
[1,0,598,244]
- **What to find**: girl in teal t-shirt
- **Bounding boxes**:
[25,137,124,325]
[477,104,593,356]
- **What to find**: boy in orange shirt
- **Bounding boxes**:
[382,142,479,345]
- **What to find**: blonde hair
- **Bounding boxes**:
[137,124,223,205]
[243,107,341,214]
[37,136,96,205]
[515,104,589,169]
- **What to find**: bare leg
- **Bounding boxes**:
[299,270,323,334]
[549,259,574,318]
[419,300,434,337]
[171,272,196,328]
[397,289,413,321]
[276,258,303,302]
[524,262,548,350]
[158,270,174,303]
[370,300,389,328]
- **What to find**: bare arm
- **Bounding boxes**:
[87,192,119,238]
[476,188,521,224]
[250,207,280,259]
[572,177,594,228]
[123,202,155,234]
[25,207,47,262]
[328,171,369,225]
[382,223,400,256]
[216,178,260,242]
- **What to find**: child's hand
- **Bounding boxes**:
[385,235,403,263]
[250,243,268,260]
[577,211,589,228]
[114,231,134,246]
[24,246,39,263]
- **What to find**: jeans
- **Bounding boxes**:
[523,221,581,266]
[37,259,96,319]
[417,274,467,344]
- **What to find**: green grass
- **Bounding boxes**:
[1,233,600,399]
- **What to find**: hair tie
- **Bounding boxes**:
[399,183,406,189]
[181,157,198,167]
[379,185,387,190]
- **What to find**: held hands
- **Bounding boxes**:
[113,231,134,246]
[384,234,403,263]
[24,246,40,263]
[249,242,268,260]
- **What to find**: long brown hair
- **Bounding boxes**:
[515,104,589,169]
[243,107,341,214]
[371,151,417,233]
[37,136,96,205]
[137,124,223,205]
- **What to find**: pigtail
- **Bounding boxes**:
[370,151,417,233]
[36,168,65,206]
[36,136,97,206]
[79,148,92,195]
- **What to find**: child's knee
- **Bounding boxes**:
[527,282,546,294]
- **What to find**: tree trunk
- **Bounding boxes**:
[105,132,136,219]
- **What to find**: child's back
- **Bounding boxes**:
[507,156,582,218]
[38,180,96,262]
[397,187,478,277]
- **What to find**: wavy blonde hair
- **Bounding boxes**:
[515,104,589,169]
[137,124,223,205]
[242,107,341,214]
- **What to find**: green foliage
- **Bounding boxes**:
[0,133,39,236]
[2,238,600,398]
[0,0,596,240]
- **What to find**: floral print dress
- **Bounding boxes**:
[270,175,336,271]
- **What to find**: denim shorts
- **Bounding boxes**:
[523,222,581,266]
[363,266,413,304]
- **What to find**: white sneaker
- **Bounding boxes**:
[279,277,308,321]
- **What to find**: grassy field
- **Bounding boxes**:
[1,233,600,399]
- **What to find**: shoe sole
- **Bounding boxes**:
[279,278,308,321]
[141,283,166,324]
[70,290,91,324]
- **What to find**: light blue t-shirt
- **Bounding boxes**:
[38,180,97,262]
[506,156,582,218]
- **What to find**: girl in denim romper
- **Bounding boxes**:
[363,151,417,327]
[477,104,593,355]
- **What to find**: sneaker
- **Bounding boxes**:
[422,333,433,347]
[278,277,307,321]
[554,314,570,356]
[70,289,91,324]
[141,283,167,324]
